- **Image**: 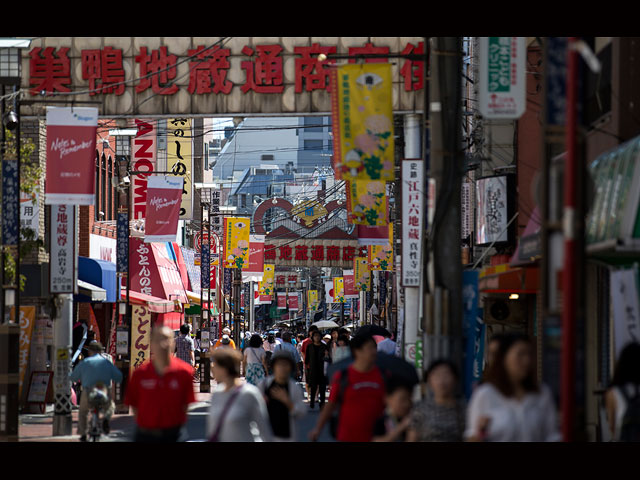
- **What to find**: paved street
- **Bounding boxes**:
[18,380,333,442]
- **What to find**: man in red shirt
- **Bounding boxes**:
[309,334,386,442]
[125,325,196,442]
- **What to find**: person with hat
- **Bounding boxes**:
[69,340,123,442]
[258,350,306,441]
[214,327,237,350]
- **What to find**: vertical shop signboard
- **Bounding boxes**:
[401,159,424,287]
[130,305,151,376]
[50,204,76,294]
[166,118,193,220]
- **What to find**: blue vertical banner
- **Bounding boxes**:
[472,309,486,392]
[545,37,568,126]
[116,211,128,275]
[201,244,210,291]
[223,267,232,295]
[462,270,479,400]
[2,159,19,246]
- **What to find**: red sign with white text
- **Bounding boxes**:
[144,176,183,243]
[45,107,98,205]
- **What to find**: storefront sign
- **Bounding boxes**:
[201,244,210,291]
[167,118,193,220]
[116,211,128,274]
[331,63,395,182]
[20,191,39,240]
[90,233,117,263]
[130,305,151,375]
[478,37,526,119]
[50,204,76,293]
[2,155,18,246]
[476,175,514,246]
[23,38,425,117]
[264,238,361,268]
[144,175,184,243]
[131,119,156,220]
[401,159,424,287]
[223,217,250,269]
[45,107,97,205]
[18,306,36,397]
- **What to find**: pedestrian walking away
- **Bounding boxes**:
[605,342,640,442]
[305,330,329,409]
[407,359,466,442]
[309,334,386,442]
[376,331,397,356]
[124,326,197,442]
[465,333,561,442]
[243,334,269,386]
[214,327,237,350]
[69,340,123,442]
[207,348,273,442]
[258,350,306,442]
[175,323,195,372]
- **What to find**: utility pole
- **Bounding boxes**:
[427,37,464,369]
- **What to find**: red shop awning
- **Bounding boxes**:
[121,288,175,314]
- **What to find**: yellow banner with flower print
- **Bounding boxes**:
[334,277,345,303]
[308,290,319,312]
[259,264,275,296]
[332,63,394,182]
[223,217,250,269]
[347,179,388,226]
[354,256,371,291]
[369,224,394,270]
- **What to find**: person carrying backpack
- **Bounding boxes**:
[606,342,640,442]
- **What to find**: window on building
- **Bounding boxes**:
[261,154,274,162]
[115,135,131,157]
[304,116,324,132]
[304,140,323,151]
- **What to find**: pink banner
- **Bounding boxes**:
[277,292,287,309]
[288,292,299,311]
[343,270,358,299]
[144,176,184,243]
[246,235,265,274]
[45,107,98,205]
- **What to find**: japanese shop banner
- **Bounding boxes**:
[369,225,394,271]
[346,180,389,226]
[167,118,193,220]
[331,63,395,182]
[242,234,265,282]
[356,224,389,246]
[277,292,287,310]
[333,277,345,303]
[255,282,272,304]
[144,175,184,243]
[130,305,151,376]
[45,107,98,205]
[16,306,36,398]
[258,264,275,297]
[401,159,424,287]
[223,217,250,269]
[50,204,76,294]
[288,292,299,311]
[20,191,39,241]
[342,270,359,299]
[131,119,157,220]
[263,238,360,268]
[478,37,526,119]
[308,290,319,312]
[354,256,371,291]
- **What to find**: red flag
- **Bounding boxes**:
[144,176,184,243]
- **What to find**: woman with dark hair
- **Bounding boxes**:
[605,342,640,441]
[407,359,466,442]
[305,330,329,409]
[465,334,561,442]
[207,348,272,442]
[243,334,269,386]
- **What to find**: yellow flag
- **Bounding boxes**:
[334,277,345,303]
[259,264,275,296]
[369,225,394,270]
[354,256,371,291]
[223,217,250,269]
[347,179,388,226]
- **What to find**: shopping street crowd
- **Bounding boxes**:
[69,322,640,442]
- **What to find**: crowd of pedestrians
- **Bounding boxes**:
[68,318,640,443]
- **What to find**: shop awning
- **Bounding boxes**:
[76,280,107,302]
[185,290,212,305]
[510,206,542,267]
[479,263,540,293]
[78,257,117,302]
[121,288,175,314]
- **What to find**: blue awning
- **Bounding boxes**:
[78,257,117,302]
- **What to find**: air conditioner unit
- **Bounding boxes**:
[483,297,526,325]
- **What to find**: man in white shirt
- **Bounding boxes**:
[377,333,397,355]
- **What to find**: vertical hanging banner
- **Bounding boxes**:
[343,270,359,299]
[201,244,210,291]
[222,217,250,269]
[223,267,232,295]
[167,118,193,220]
[259,264,275,297]
[130,305,151,376]
[354,256,371,291]
[50,204,76,294]
[478,37,526,120]
[20,191,39,240]
[331,63,395,182]
[242,234,265,282]
[369,225,394,271]
[308,290,319,312]
[324,280,335,304]
[116,211,129,275]
[45,107,98,205]
[401,159,424,287]
[463,270,480,399]
[288,292,299,311]
[277,292,288,310]
[17,306,36,398]
[2,150,19,246]
[610,268,640,361]
[334,277,345,303]
[356,224,389,245]
[347,179,389,226]
[131,119,157,220]
[144,175,184,243]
